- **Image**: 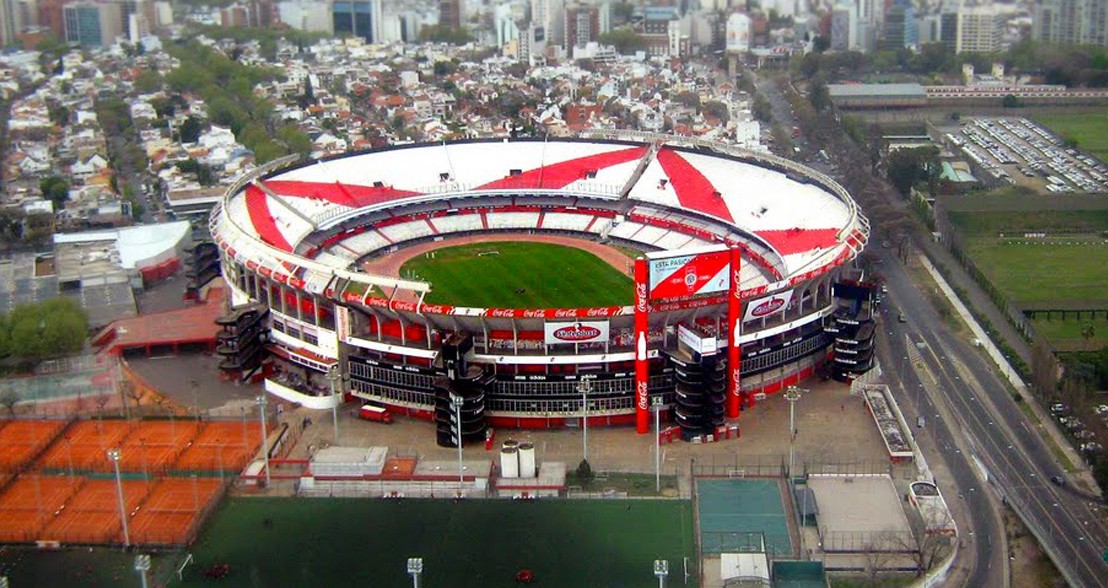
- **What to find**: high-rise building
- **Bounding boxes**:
[830,4,856,51]
[63,1,122,46]
[530,0,564,48]
[955,6,1000,53]
[1034,0,1108,48]
[564,3,599,52]
[331,0,381,42]
[0,0,18,46]
[882,0,915,49]
[438,0,461,30]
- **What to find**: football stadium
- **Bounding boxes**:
[210,133,873,443]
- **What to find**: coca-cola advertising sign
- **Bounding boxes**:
[544,320,609,345]
[743,289,794,321]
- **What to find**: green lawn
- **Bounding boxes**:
[402,241,634,308]
[949,211,1108,307]
[180,497,694,588]
[1035,113,1108,163]
[1031,316,1108,351]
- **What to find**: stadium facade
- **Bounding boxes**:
[211,134,874,443]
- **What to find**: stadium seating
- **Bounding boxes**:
[542,213,594,232]
[430,214,485,234]
[487,212,540,230]
[379,220,435,243]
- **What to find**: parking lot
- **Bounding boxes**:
[940,117,1108,193]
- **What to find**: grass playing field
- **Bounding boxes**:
[949,211,1108,307]
[401,241,634,308]
[1035,113,1108,163]
[179,497,694,588]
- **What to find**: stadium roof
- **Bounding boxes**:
[218,138,865,293]
[54,221,191,270]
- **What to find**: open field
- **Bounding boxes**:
[401,241,634,308]
[181,497,694,588]
[1035,113,1108,163]
[1031,317,1108,351]
[949,211,1108,307]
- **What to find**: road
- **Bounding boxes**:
[748,67,1108,585]
[877,247,1108,587]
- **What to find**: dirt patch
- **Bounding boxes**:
[361,233,637,302]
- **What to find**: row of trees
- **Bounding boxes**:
[797,39,1108,87]
[0,298,88,361]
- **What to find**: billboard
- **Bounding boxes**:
[544,320,610,345]
[677,324,718,355]
[646,246,730,301]
[743,289,794,321]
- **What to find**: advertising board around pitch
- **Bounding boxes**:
[645,245,730,301]
[544,320,610,345]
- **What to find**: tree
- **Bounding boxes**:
[808,76,831,113]
[576,459,594,480]
[0,389,18,417]
[179,116,202,143]
[675,91,700,108]
[48,103,69,128]
[702,101,730,124]
[1081,323,1097,351]
[600,28,646,54]
[885,145,940,197]
[1002,94,1020,108]
[40,176,69,207]
[812,35,830,53]
[133,70,163,94]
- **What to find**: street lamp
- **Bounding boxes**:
[326,365,342,443]
[107,448,130,547]
[449,393,464,487]
[255,395,271,487]
[651,396,664,493]
[134,554,151,588]
[578,378,592,463]
[653,559,669,588]
[784,386,806,481]
[407,557,424,588]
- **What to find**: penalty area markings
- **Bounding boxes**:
[477,250,500,257]
[177,552,194,581]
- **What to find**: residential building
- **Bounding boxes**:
[1034,0,1108,48]
[882,1,916,49]
[63,1,123,47]
[564,3,599,53]
[531,0,564,48]
[955,6,1001,53]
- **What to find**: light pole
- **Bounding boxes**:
[407,557,423,588]
[784,386,805,481]
[255,395,270,487]
[107,448,130,547]
[326,366,342,443]
[651,396,664,493]
[450,393,464,487]
[134,554,151,588]
[653,559,669,588]
[578,378,592,463]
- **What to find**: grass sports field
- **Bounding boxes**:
[180,497,694,588]
[1035,113,1108,163]
[949,210,1108,307]
[401,241,633,308]
[949,209,1108,348]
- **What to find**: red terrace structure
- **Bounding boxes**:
[210,134,874,444]
[92,285,225,357]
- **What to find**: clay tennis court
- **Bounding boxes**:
[174,423,259,474]
[115,420,203,474]
[39,480,153,544]
[37,420,135,472]
[0,420,68,472]
[0,475,83,542]
[129,478,224,545]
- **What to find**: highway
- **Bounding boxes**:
[876,248,1108,587]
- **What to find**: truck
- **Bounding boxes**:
[358,404,393,424]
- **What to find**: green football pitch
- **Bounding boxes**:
[400,241,634,308]
[177,497,694,588]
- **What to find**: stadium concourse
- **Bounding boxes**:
[211,134,874,445]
